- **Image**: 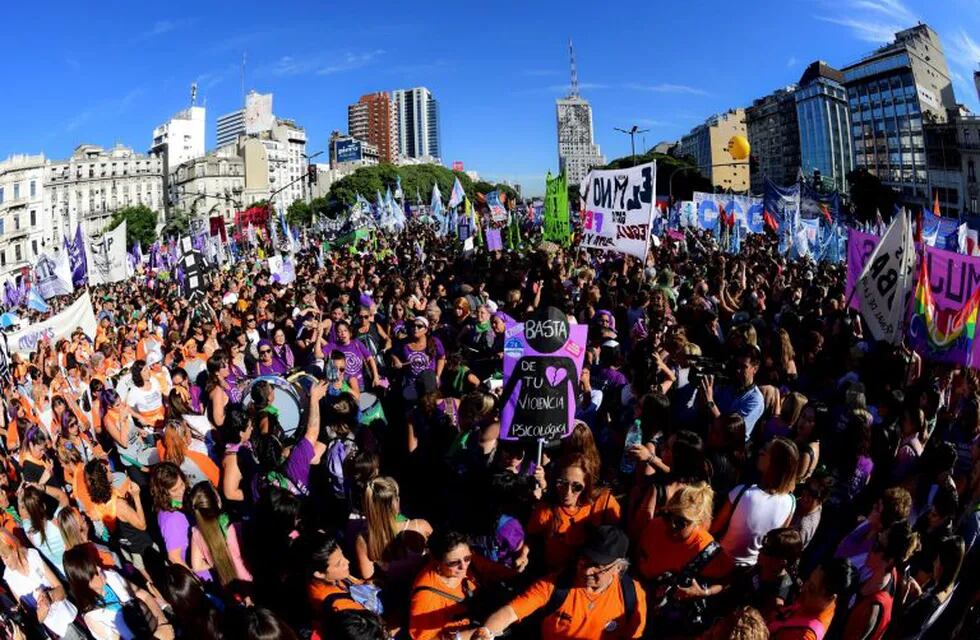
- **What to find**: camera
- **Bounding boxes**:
[689,355,729,383]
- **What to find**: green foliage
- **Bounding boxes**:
[598,151,713,200]
[160,209,192,240]
[110,205,158,248]
[847,168,900,223]
[286,200,312,227]
[326,164,522,216]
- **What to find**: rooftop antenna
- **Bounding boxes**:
[241,51,247,106]
[190,82,197,107]
[568,39,579,98]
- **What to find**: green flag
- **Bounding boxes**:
[543,170,570,246]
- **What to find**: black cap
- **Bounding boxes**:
[581,525,629,565]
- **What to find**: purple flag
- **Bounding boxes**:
[3,282,16,309]
[64,224,88,286]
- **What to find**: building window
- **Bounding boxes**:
[31,240,37,256]
[29,210,35,226]
[14,245,21,262]
[30,181,36,198]
[13,214,19,231]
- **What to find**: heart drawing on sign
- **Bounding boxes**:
[545,366,567,387]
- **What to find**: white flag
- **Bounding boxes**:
[33,251,74,300]
[85,221,130,285]
[857,211,915,344]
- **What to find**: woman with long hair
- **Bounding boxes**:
[63,543,173,639]
[392,317,446,397]
[527,454,621,572]
[270,326,295,373]
[794,404,823,483]
[162,564,225,640]
[712,437,799,566]
[354,476,432,584]
[18,483,70,575]
[187,481,252,587]
[204,352,234,429]
[56,506,121,569]
[77,459,152,568]
[101,388,154,473]
[220,406,256,520]
[155,419,219,488]
[150,462,190,567]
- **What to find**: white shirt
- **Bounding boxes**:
[719,484,796,566]
[3,548,78,637]
[82,570,136,639]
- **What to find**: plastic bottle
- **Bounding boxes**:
[620,419,644,474]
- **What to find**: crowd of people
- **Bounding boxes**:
[0,219,978,640]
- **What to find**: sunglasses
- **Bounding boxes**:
[668,514,693,531]
[581,559,618,575]
[259,349,272,355]
[412,323,426,330]
[246,317,256,322]
[555,479,585,493]
[359,315,371,320]
[444,555,473,569]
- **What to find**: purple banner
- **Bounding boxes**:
[486,229,503,251]
[847,228,980,366]
[499,308,587,441]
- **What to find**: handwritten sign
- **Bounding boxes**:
[500,307,587,441]
[580,161,656,259]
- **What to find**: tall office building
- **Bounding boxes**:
[150,96,206,173]
[795,61,854,193]
[392,87,440,162]
[556,40,605,187]
[678,109,749,191]
[745,86,801,191]
[216,109,245,148]
[348,92,399,163]
[841,24,956,202]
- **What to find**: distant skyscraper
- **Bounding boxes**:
[746,85,801,191]
[348,92,399,163]
[841,24,956,202]
[556,40,604,187]
[975,70,980,103]
[216,109,245,148]
[795,61,854,193]
[392,87,440,162]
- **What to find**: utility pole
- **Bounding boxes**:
[614,125,649,166]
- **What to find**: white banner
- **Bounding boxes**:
[33,251,74,300]
[245,92,274,134]
[580,161,656,259]
[86,221,130,285]
[857,212,916,344]
[7,292,97,354]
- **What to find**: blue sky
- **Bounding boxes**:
[3,0,979,196]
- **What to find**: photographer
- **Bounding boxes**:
[700,344,765,440]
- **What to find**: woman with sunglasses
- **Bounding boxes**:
[392,317,446,400]
[254,339,289,376]
[409,530,517,640]
[526,454,621,573]
[637,483,733,601]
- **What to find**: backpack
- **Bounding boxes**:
[540,569,638,624]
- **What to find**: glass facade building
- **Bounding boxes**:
[841,25,955,203]
[795,62,853,193]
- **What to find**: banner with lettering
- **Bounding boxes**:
[86,221,130,285]
[500,307,587,441]
[847,228,980,364]
[580,161,656,259]
[692,192,765,234]
[6,292,97,355]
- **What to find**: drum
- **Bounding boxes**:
[358,391,387,426]
[241,376,305,439]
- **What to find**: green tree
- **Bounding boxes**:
[847,168,900,224]
[326,164,477,215]
[110,205,158,248]
[286,199,312,226]
[160,208,192,239]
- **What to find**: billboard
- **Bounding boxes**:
[244,92,274,134]
[335,139,363,164]
[452,160,464,172]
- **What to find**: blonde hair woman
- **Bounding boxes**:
[353,476,432,583]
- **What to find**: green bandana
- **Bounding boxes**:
[476,321,491,333]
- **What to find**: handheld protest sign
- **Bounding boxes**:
[499,306,587,442]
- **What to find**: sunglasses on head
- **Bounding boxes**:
[555,479,585,493]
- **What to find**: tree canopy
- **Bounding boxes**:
[597,150,714,201]
[160,208,192,240]
[325,164,519,215]
[110,204,158,248]
[847,168,901,223]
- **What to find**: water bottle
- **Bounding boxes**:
[620,419,644,474]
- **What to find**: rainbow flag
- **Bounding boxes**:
[915,256,980,352]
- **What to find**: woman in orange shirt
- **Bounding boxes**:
[768,559,856,640]
[408,530,516,640]
[526,454,621,572]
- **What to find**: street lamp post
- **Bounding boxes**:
[614,126,650,166]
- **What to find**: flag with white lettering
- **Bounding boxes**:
[856,211,916,344]
[579,161,657,259]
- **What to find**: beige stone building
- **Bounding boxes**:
[678,109,750,191]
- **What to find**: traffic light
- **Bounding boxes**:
[749,154,759,173]
[307,165,317,185]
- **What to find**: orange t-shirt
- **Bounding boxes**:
[528,490,621,571]
[509,573,647,640]
[635,518,734,583]
[309,579,367,614]
[769,602,836,640]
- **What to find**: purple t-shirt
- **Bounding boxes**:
[324,340,373,387]
[158,510,190,561]
[285,438,314,494]
[397,338,445,380]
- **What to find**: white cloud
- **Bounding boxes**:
[849,0,916,23]
[317,50,385,75]
[787,56,798,68]
[817,16,902,43]
[65,88,144,132]
[130,18,195,44]
[625,83,709,96]
[817,0,918,44]
[259,50,385,78]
